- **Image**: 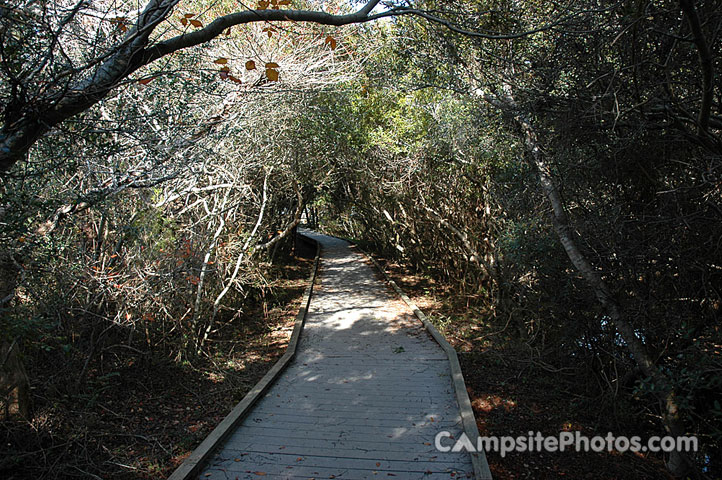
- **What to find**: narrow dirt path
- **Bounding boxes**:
[200,232,474,479]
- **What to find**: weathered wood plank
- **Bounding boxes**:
[217,442,456,462]
[244,412,460,428]
[202,465,474,480]
[250,407,454,422]
[223,434,445,454]
[224,424,466,444]
[208,450,470,473]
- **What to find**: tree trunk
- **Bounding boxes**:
[1,340,31,420]
[479,89,691,476]
[522,114,691,477]
[0,249,31,420]
[0,1,387,174]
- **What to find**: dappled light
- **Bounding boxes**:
[1,0,721,478]
[201,233,473,479]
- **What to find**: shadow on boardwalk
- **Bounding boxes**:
[200,232,474,479]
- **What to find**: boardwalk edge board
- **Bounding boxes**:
[351,241,494,480]
[167,234,321,480]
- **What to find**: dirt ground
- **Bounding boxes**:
[1,254,314,480]
[371,256,674,480]
[2,243,678,479]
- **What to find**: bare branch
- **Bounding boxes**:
[254,181,303,251]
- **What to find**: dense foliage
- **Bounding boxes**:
[313,1,722,475]
[1,0,720,477]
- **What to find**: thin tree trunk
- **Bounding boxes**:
[188,189,230,355]
[200,172,269,350]
[424,205,497,282]
[679,0,714,135]
[0,250,30,419]
[480,89,691,476]
[1,340,31,420]
[253,183,304,252]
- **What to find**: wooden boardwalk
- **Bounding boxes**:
[197,232,476,479]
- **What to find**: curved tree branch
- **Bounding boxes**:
[679,0,715,134]
[0,1,384,174]
[144,2,386,62]
[0,0,576,175]
[254,181,303,252]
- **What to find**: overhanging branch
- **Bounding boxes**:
[144,1,384,62]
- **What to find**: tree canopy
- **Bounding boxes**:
[1,0,721,478]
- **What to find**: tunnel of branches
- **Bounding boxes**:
[1,1,721,478]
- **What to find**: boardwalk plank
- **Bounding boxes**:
[203,465,473,480]
[208,451,469,473]
[222,435,445,454]
[215,443,458,462]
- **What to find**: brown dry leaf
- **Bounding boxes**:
[214,57,228,65]
[246,60,256,70]
[325,35,337,50]
[190,19,202,27]
[265,68,279,82]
